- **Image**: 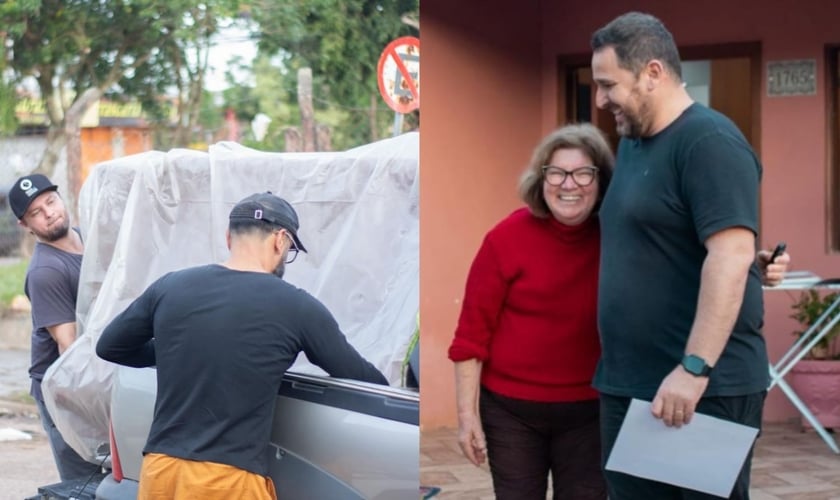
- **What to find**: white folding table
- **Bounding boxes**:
[766,271,840,454]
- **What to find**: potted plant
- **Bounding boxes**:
[790,289,840,359]
[788,289,840,429]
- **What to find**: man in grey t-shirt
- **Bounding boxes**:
[11,174,99,481]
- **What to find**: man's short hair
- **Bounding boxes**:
[591,11,683,79]
[228,218,280,238]
[228,192,307,252]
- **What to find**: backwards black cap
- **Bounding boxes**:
[229,192,307,252]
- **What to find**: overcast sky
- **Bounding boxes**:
[205,21,258,92]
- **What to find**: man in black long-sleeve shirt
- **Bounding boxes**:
[96,192,387,500]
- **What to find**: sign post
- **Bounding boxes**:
[377,36,420,136]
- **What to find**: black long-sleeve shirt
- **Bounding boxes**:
[96,264,387,475]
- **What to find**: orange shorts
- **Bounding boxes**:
[137,452,277,500]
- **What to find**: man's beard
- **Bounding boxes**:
[34,215,70,242]
[616,89,649,139]
[617,110,644,138]
[273,261,286,279]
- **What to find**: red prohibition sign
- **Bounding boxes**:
[377,36,420,114]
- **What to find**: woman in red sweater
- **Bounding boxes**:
[449,123,612,499]
[448,124,789,500]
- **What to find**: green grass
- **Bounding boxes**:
[0,259,28,308]
[6,390,34,404]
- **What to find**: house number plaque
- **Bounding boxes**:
[767,59,817,96]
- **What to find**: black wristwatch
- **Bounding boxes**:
[681,354,712,377]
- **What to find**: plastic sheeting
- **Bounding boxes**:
[41,133,419,463]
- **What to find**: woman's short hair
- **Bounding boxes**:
[518,123,615,219]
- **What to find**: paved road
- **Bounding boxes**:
[0,348,59,499]
[0,260,64,496]
[0,348,30,399]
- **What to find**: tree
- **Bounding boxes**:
[0,26,17,137]
[1,0,240,207]
[146,4,245,149]
[248,0,419,148]
[225,52,298,151]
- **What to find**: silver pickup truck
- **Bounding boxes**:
[34,134,420,500]
[95,359,419,498]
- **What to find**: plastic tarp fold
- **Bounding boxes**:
[41,133,419,462]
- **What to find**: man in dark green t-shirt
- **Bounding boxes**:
[590,12,781,499]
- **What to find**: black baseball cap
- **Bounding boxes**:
[229,192,307,252]
[9,174,59,220]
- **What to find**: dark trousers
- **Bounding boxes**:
[600,392,766,500]
[36,397,101,481]
[479,387,606,500]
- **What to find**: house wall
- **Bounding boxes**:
[420,0,543,429]
[421,0,840,428]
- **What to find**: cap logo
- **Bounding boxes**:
[19,178,39,197]
[254,209,263,219]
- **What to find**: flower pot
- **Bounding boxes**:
[790,359,840,430]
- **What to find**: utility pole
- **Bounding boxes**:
[298,67,316,152]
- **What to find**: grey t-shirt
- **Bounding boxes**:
[25,239,82,401]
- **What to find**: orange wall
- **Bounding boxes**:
[81,127,153,182]
[422,0,840,428]
[420,0,543,429]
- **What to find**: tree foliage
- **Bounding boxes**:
[247,0,418,147]
[0,39,17,137]
[229,53,302,151]
[1,0,241,175]
[1,0,420,185]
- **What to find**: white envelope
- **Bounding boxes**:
[605,398,759,498]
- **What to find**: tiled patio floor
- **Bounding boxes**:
[420,422,840,499]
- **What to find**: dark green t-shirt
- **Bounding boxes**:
[594,103,769,399]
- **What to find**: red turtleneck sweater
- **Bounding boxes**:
[449,207,601,402]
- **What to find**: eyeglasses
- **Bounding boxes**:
[541,166,599,187]
[279,231,299,264]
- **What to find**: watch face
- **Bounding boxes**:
[683,355,709,376]
[684,357,702,374]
